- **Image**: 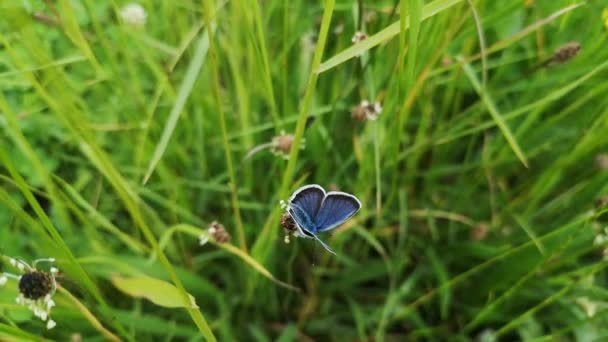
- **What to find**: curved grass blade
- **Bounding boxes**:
[462,60,528,167]
[156,224,300,292]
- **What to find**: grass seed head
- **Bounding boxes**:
[552,42,581,64]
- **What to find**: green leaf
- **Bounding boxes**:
[111,275,199,309]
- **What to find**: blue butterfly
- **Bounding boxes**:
[283,184,361,254]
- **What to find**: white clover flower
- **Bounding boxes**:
[2,257,59,329]
[120,3,147,28]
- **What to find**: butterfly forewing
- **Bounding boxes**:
[314,192,361,232]
[289,185,325,218]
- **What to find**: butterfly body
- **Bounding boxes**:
[284,184,361,254]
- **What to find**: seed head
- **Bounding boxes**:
[351,31,368,44]
[470,223,489,241]
[3,257,59,329]
[207,221,232,244]
[352,100,382,121]
[280,213,297,232]
[19,271,54,300]
[596,154,608,170]
[596,196,608,209]
[119,3,147,28]
[272,134,295,155]
[552,42,581,64]
[270,132,305,159]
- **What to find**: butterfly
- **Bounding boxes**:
[282,184,361,254]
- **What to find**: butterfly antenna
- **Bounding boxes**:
[312,240,317,267]
[311,234,336,255]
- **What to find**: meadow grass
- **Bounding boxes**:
[1,0,608,340]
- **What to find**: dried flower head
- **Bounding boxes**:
[201,221,232,245]
[595,196,608,209]
[280,212,297,244]
[272,133,295,155]
[441,56,453,66]
[596,154,608,170]
[351,100,382,121]
[270,131,305,159]
[281,212,297,233]
[244,131,305,161]
[363,11,378,23]
[351,31,368,44]
[552,42,581,64]
[471,223,489,241]
[119,3,147,28]
[1,257,59,329]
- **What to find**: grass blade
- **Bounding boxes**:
[462,61,529,167]
[142,27,211,184]
[318,0,464,73]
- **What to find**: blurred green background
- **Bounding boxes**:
[2,0,608,340]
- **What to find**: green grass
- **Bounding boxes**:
[1,0,608,340]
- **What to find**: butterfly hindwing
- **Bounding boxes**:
[314,192,361,232]
[289,204,317,237]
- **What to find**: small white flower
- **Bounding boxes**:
[0,275,7,286]
[47,319,56,330]
[120,3,147,28]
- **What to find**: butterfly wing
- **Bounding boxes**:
[314,191,361,232]
[288,204,316,237]
[288,184,326,219]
